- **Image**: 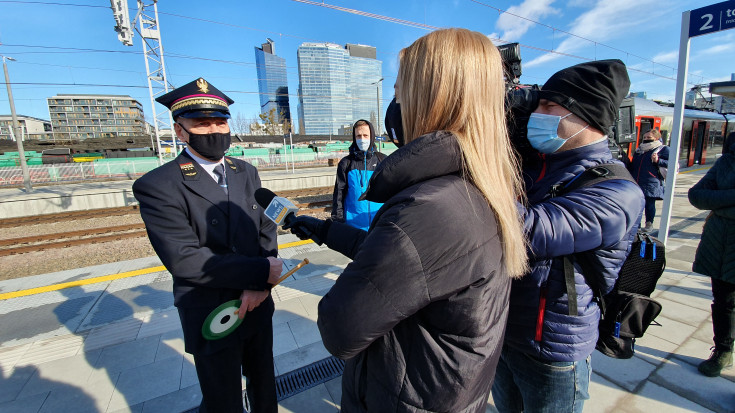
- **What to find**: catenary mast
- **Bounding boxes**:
[109,0,175,163]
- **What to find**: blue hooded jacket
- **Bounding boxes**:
[509,140,645,361]
[331,119,386,230]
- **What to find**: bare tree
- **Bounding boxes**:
[230,112,249,136]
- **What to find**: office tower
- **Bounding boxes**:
[255,38,291,124]
[297,42,382,135]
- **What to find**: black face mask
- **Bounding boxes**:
[384,97,405,148]
[179,123,231,161]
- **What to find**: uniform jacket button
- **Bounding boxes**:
[252,204,258,210]
[211,219,218,226]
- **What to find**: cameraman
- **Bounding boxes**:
[491,60,644,412]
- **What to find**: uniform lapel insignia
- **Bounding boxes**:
[224,157,238,171]
[179,162,198,179]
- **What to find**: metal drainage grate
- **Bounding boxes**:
[276,355,345,401]
[180,356,344,412]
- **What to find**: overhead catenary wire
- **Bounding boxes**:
[289,0,715,85]
[1,0,717,85]
[468,0,681,74]
[0,0,724,114]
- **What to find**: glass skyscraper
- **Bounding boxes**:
[297,43,382,135]
[255,38,291,124]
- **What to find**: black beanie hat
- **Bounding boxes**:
[538,59,630,134]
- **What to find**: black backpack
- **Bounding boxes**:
[551,163,666,359]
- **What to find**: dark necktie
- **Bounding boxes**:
[214,164,228,195]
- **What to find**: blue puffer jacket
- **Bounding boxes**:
[508,140,644,362]
[627,143,670,199]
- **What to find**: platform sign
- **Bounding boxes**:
[659,1,735,246]
[689,0,735,37]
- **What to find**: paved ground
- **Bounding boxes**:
[0,163,733,413]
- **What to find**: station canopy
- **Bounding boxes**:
[709,81,735,98]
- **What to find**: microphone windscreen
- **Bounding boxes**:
[255,187,277,208]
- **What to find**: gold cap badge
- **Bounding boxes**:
[196,78,209,94]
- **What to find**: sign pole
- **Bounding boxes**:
[658,11,691,247]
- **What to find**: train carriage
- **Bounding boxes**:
[618,97,735,167]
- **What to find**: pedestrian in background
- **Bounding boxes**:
[331,119,386,230]
[626,128,669,232]
[688,132,735,378]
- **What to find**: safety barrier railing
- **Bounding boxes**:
[0,151,351,187]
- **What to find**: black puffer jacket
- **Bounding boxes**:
[689,140,735,283]
[318,131,511,413]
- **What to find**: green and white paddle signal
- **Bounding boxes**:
[201,300,244,340]
[201,258,310,340]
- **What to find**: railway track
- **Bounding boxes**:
[0,186,333,256]
[0,224,148,257]
[0,206,141,229]
[0,186,333,229]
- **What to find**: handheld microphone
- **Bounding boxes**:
[254,188,322,244]
[254,188,298,226]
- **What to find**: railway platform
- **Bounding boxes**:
[0,166,338,219]
[0,164,733,412]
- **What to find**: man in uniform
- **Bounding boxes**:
[133,77,281,412]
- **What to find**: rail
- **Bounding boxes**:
[0,187,333,255]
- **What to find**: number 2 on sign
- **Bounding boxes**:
[700,13,714,31]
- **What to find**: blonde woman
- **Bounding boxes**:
[285,28,526,412]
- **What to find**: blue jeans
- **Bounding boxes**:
[491,345,591,413]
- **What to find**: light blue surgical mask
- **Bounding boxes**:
[527,113,569,154]
[356,139,371,151]
[526,112,588,154]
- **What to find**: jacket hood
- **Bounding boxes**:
[364,130,462,203]
[350,119,377,156]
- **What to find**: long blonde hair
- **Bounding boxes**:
[398,28,528,278]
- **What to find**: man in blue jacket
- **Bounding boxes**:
[492,60,645,412]
[331,119,386,230]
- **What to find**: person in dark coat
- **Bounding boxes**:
[625,128,670,232]
[331,119,386,230]
[491,60,644,413]
[132,78,282,413]
[688,134,735,377]
[284,28,528,412]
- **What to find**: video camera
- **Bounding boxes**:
[498,43,635,161]
[498,43,540,161]
[384,42,540,157]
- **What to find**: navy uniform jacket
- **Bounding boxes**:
[133,151,277,355]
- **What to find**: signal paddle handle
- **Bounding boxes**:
[274,258,309,286]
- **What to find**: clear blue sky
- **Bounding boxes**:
[0,0,733,128]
